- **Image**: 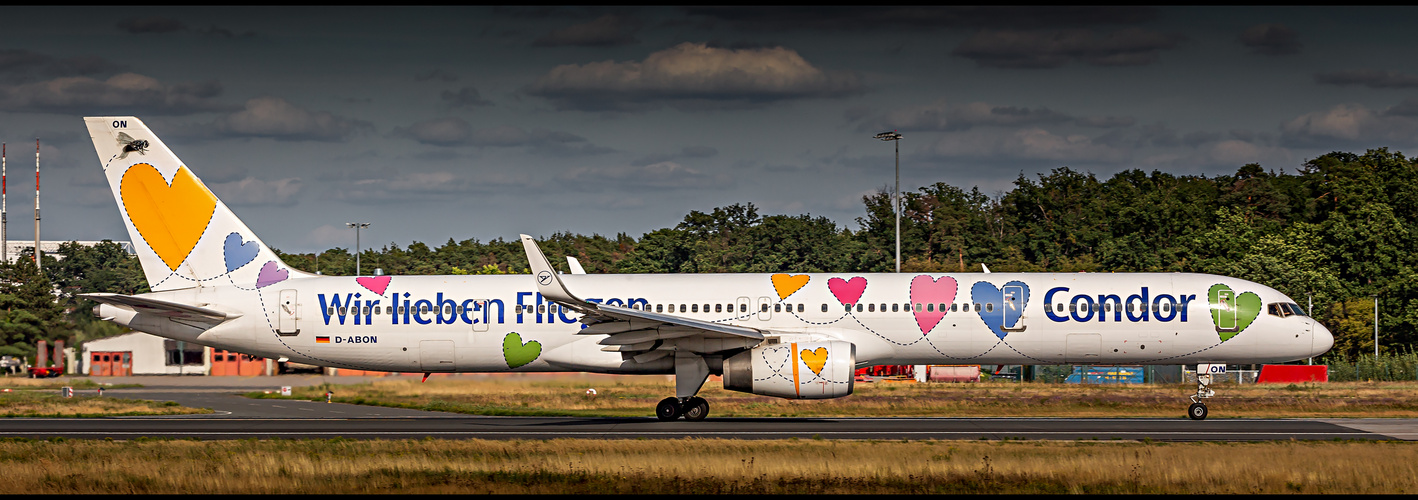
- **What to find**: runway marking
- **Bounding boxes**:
[0,431,1385,437]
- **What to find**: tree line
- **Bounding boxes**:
[2,148,1414,360]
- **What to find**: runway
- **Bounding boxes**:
[5,388,1417,441]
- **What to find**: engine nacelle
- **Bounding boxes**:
[722,340,855,399]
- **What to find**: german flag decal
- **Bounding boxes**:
[316,336,330,344]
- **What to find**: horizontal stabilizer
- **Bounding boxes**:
[81,292,233,326]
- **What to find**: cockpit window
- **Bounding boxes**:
[1268,302,1308,318]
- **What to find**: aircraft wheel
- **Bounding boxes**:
[656,397,682,421]
[1188,402,1208,421]
[682,397,709,421]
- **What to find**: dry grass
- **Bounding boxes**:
[0,391,210,417]
[258,376,1418,418]
[2,438,1415,493]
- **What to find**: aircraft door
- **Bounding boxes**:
[420,340,455,371]
[472,300,489,332]
[277,289,299,336]
[1065,333,1101,363]
[1216,290,1238,331]
[1002,284,1026,332]
[757,297,772,321]
[736,297,750,318]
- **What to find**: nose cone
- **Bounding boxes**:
[1312,321,1334,357]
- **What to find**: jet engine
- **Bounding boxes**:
[722,340,855,399]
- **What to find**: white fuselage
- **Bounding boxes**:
[103,271,1334,373]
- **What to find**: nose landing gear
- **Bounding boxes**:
[1188,368,1217,420]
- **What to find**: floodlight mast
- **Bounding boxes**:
[347,222,370,275]
[874,131,903,273]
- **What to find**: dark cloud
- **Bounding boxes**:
[0,49,126,84]
[526,42,863,112]
[0,73,228,115]
[1281,102,1418,147]
[441,86,492,107]
[415,69,459,83]
[393,117,610,156]
[559,161,733,190]
[682,6,1155,32]
[630,146,719,166]
[1237,23,1301,56]
[1383,99,1418,117]
[532,14,640,47]
[196,97,373,142]
[208,177,303,207]
[196,25,256,38]
[853,100,1134,132]
[952,28,1186,69]
[116,17,186,34]
[1315,69,1418,89]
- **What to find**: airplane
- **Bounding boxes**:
[81,116,1334,421]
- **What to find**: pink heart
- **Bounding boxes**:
[910,275,958,335]
[255,261,289,289]
[356,275,391,295]
[828,276,867,305]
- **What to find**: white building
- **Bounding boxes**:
[80,332,209,376]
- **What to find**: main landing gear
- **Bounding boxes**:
[1188,369,1217,420]
[657,397,709,421]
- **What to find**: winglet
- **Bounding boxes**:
[567,256,587,274]
[519,234,588,308]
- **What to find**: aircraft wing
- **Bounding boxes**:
[519,235,764,361]
[80,292,232,327]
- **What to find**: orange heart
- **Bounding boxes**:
[800,347,828,376]
[120,164,217,271]
[771,273,810,300]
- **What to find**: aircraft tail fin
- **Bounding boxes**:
[84,117,310,291]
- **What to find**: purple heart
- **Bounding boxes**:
[255,261,288,288]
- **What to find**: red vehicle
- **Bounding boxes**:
[28,366,63,378]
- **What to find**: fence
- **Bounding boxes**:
[1319,351,1418,381]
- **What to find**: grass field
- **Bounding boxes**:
[248,375,1418,418]
[0,390,210,417]
[0,377,143,390]
[2,437,1415,493]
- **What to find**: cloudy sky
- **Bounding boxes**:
[5,6,1417,253]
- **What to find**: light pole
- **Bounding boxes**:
[874,131,903,273]
[1373,294,1379,357]
[347,222,369,276]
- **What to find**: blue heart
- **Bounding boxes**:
[970,280,1030,339]
[222,232,259,273]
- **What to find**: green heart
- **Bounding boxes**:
[502,332,541,369]
[1208,284,1262,341]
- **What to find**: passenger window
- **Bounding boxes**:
[938,303,946,312]
[892,303,899,312]
[761,304,768,312]
[914,303,922,312]
[774,304,781,312]
[974,303,981,312]
[856,303,863,312]
[1162,303,1170,313]
[740,304,748,313]
[365,307,372,315]
[880,303,886,312]
[679,304,686,313]
[868,303,876,312]
[656,304,663,313]
[339,307,347,315]
[951,303,958,312]
[386,306,393,315]
[703,303,710,312]
[926,303,934,312]
[822,303,829,312]
[797,304,804,313]
[447,305,454,315]
[692,304,699,313]
[328,307,334,315]
[715,304,723,313]
[985,303,994,313]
